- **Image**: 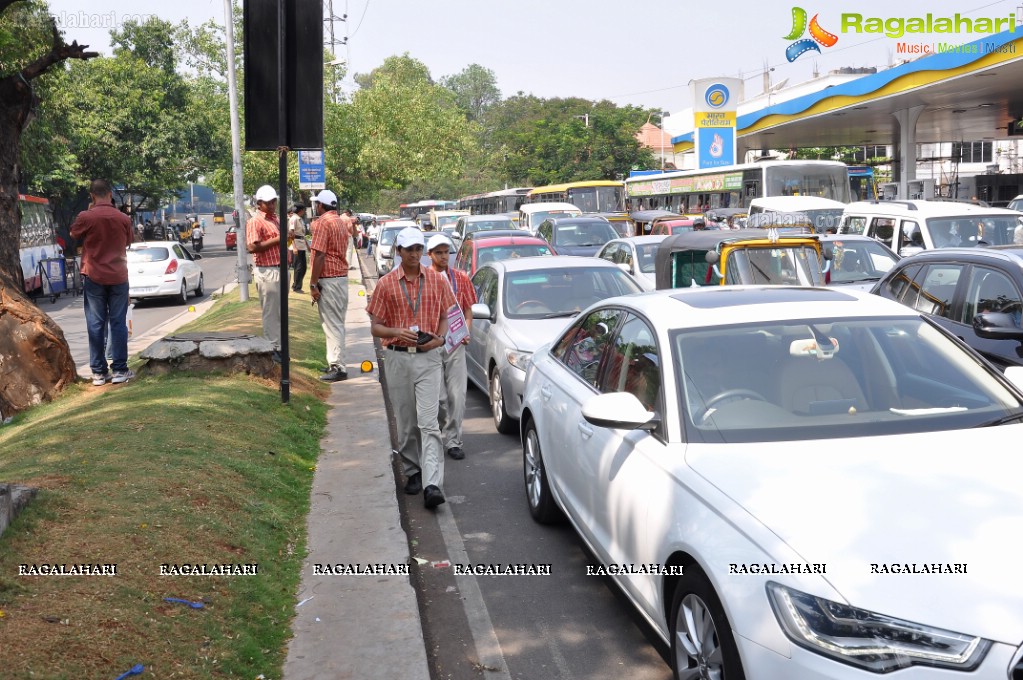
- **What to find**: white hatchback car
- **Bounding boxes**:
[127,241,203,304]
[595,235,667,291]
[520,286,1023,679]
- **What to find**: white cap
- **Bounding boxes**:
[395,227,425,249]
[254,185,278,202]
[427,234,454,253]
[312,189,338,207]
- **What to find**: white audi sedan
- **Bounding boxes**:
[127,241,204,304]
[519,286,1023,679]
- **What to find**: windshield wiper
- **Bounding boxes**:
[542,311,580,319]
[974,411,1023,427]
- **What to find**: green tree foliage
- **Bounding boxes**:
[440,63,500,122]
[486,95,654,185]
[347,54,479,195]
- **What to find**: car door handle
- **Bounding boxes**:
[540,384,552,401]
[577,422,593,439]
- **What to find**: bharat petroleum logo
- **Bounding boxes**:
[704,83,729,109]
[784,7,839,62]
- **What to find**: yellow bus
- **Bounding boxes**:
[525,180,626,213]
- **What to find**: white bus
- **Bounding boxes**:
[625,160,852,216]
[18,194,62,293]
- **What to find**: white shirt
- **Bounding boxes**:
[289,213,308,251]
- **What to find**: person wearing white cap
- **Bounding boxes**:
[308,189,350,382]
[367,226,457,509]
[246,184,283,359]
[427,234,476,461]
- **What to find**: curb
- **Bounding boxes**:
[282,247,430,679]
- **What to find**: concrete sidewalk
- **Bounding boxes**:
[282,252,430,679]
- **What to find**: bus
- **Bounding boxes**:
[399,200,456,220]
[624,160,852,215]
[457,188,531,215]
[847,165,879,201]
[18,194,62,293]
[525,180,626,213]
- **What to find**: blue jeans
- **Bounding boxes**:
[83,277,129,374]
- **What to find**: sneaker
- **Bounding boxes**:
[92,373,111,386]
[319,366,348,382]
[446,446,465,460]
[111,369,135,384]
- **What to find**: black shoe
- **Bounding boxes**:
[319,366,348,382]
[404,473,422,495]
[424,485,445,509]
[446,446,465,460]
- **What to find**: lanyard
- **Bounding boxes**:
[447,269,458,295]
[399,275,423,317]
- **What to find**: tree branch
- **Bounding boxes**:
[19,18,99,83]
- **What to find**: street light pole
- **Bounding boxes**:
[224,0,249,302]
[660,111,671,171]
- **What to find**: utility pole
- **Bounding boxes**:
[224,0,249,301]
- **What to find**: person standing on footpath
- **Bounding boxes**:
[426,234,476,461]
[246,185,283,362]
[289,203,309,293]
[367,227,456,510]
[70,179,135,386]
[308,190,350,382]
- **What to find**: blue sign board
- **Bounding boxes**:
[697,128,735,169]
[298,150,326,190]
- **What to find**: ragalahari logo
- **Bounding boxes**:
[784,7,839,62]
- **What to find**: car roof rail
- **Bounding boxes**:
[927,197,991,207]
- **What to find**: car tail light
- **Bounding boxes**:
[165,260,178,274]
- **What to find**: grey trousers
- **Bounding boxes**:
[438,343,468,450]
[254,266,281,349]
[385,348,445,489]
[317,276,348,369]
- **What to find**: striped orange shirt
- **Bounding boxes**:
[310,210,349,277]
[434,266,477,317]
[246,210,281,267]
[367,266,456,346]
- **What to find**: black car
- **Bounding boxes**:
[871,246,1023,369]
[534,217,618,256]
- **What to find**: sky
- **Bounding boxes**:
[43,0,1023,118]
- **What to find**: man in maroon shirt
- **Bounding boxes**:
[70,179,135,386]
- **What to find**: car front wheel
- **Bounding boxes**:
[670,567,746,680]
[489,366,515,434]
[523,419,560,523]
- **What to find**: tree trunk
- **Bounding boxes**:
[0,61,76,420]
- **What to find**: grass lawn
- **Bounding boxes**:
[0,286,329,679]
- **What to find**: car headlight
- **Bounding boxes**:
[767,583,989,673]
[506,350,532,371]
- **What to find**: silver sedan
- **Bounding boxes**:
[467,256,642,434]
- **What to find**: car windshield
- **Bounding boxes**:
[674,317,1023,443]
[725,246,823,285]
[927,215,1023,247]
[828,240,898,284]
[554,221,617,247]
[379,228,402,245]
[128,247,170,262]
[436,216,460,227]
[466,219,514,234]
[503,267,641,319]
[477,244,553,266]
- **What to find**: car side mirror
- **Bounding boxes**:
[616,262,633,275]
[193,252,202,260]
[973,312,1023,340]
[471,303,493,321]
[582,392,659,431]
